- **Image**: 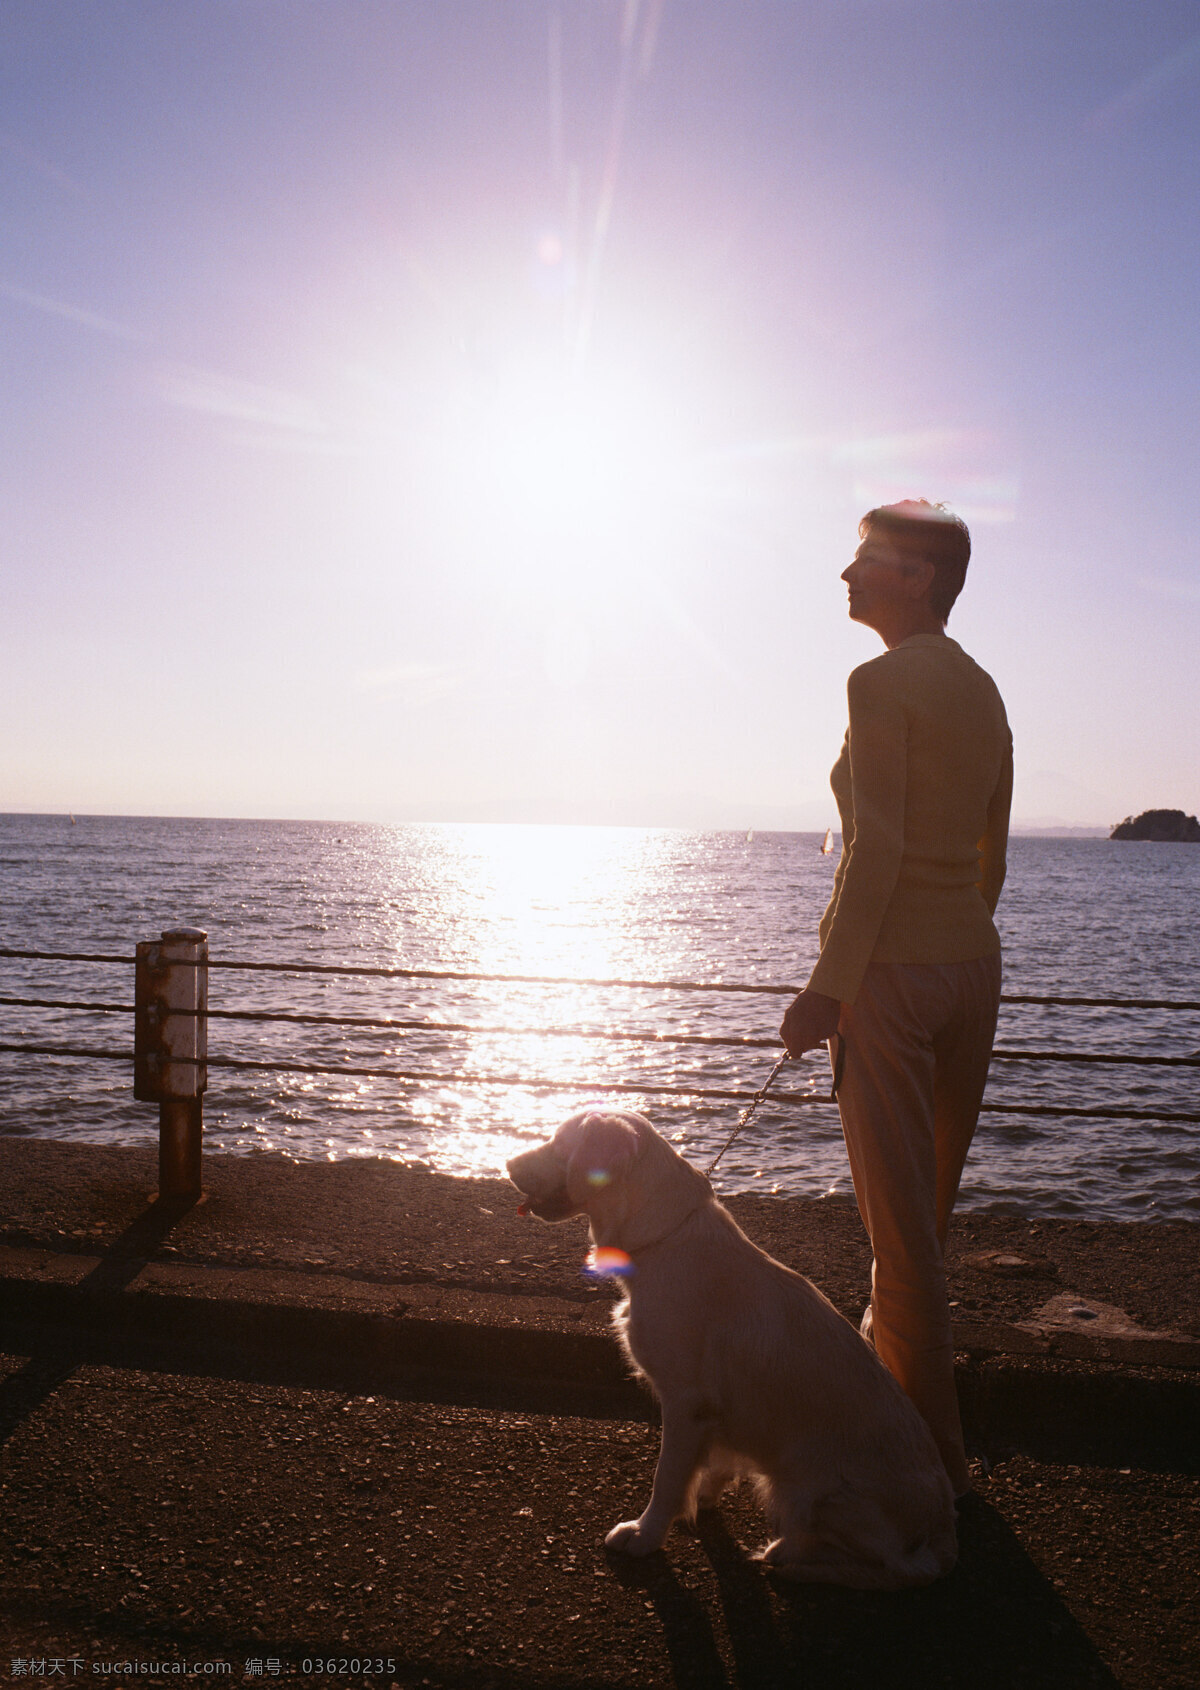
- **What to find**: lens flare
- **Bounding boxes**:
[583,1246,634,1278]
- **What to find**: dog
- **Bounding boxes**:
[507,1108,957,1589]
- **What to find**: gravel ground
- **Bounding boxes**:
[1,1139,1197,1689]
[1,1354,1197,1690]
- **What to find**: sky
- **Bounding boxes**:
[2,0,1198,831]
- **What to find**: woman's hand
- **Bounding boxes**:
[780,988,842,1057]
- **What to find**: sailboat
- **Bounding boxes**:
[820,827,834,855]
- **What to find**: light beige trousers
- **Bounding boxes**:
[831,952,1002,1495]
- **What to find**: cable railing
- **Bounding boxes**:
[4,946,1198,1009]
[3,999,1200,1069]
[2,937,1198,1197]
[3,946,1198,1077]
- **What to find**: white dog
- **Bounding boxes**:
[507,1108,957,1589]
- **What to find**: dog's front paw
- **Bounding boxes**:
[605,1517,665,1556]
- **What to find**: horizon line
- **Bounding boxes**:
[0,808,1131,837]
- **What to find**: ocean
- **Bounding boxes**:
[1,813,1197,1222]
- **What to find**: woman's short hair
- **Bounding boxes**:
[859,499,971,622]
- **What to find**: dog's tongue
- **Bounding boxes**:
[517,1200,531,1217]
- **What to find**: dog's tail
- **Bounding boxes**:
[890,1534,958,1589]
[767,1477,958,1589]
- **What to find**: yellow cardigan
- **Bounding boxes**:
[808,633,1013,1006]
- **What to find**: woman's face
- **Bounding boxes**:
[840,529,932,635]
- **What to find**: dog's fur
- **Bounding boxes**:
[507,1108,957,1589]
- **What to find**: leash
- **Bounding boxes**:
[705,1033,846,1178]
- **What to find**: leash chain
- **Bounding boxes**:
[705,1053,791,1177]
[704,1033,847,1178]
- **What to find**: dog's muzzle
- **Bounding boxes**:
[506,1146,579,1222]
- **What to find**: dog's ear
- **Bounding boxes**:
[565,1113,640,1206]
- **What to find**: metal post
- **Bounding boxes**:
[134,927,208,1200]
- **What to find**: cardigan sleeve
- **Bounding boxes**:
[807,659,908,1005]
[977,727,1013,916]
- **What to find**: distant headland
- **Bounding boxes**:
[1110,809,1200,842]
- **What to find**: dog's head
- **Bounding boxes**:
[506,1109,712,1251]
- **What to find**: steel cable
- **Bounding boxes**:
[2,948,1198,1012]
[1,994,1196,1068]
[2,1040,1198,1123]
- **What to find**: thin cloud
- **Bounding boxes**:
[158,364,327,438]
[1135,574,1200,605]
[834,430,1019,525]
[0,281,145,341]
[849,479,1019,526]
[0,132,88,197]
[353,662,462,701]
[1087,31,1200,133]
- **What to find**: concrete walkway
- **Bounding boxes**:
[1,1138,1197,1688]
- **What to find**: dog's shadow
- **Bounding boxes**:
[609,1497,1119,1690]
[605,1541,734,1690]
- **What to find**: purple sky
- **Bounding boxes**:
[3,0,1198,828]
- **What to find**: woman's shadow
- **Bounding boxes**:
[608,1496,1119,1690]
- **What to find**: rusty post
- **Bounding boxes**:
[135,927,208,1199]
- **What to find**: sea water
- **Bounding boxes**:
[1,813,1197,1221]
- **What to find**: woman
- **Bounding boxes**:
[780,499,1012,1499]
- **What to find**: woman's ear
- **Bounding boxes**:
[565,1113,640,1206]
[904,556,936,600]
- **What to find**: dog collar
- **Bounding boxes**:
[602,1198,710,1260]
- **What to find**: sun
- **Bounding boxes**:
[481,361,686,538]
[351,327,702,608]
[417,352,695,595]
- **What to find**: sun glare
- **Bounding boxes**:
[480,363,687,539]
[403,353,696,595]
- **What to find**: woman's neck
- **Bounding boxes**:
[878,606,947,650]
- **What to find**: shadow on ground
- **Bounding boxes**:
[1,1497,1122,1690]
[602,1498,1119,1690]
[0,1195,196,1445]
